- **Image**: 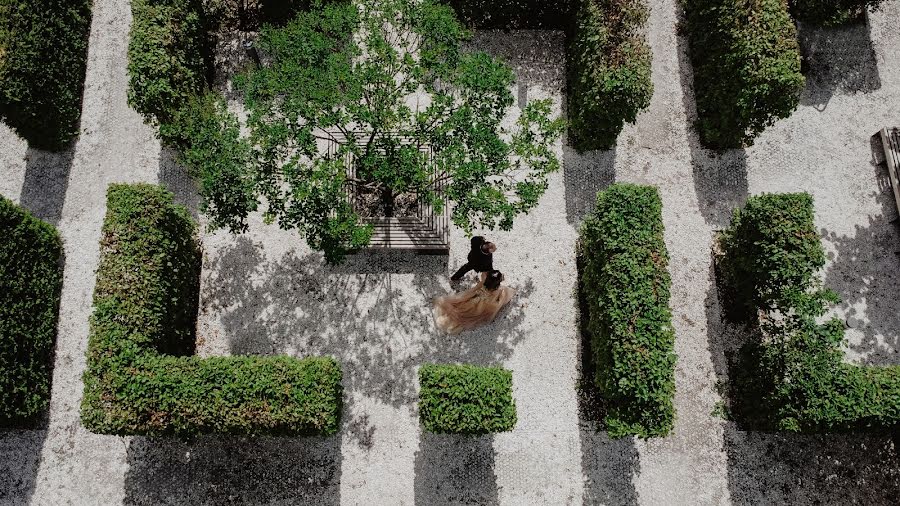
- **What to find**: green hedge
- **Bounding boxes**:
[418,364,516,434]
[567,0,652,151]
[790,0,885,26]
[683,0,804,149]
[0,195,63,426]
[721,193,900,432]
[579,184,676,438]
[128,0,207,127]
[442,0,572,29]
[0,0,92,150]
[81,184,342,436]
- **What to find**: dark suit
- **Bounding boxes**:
[451,236,493,280]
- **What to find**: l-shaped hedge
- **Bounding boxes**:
[0,0,93,150]
[81,184,342,436]
[720,193,900,432]
[579,183,676,438]
[0,195,63,426]
[683,0,804,149]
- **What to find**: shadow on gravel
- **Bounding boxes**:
[414,433,498,505]
[0,429,47,504]
[798,17,881,111]
[124,434,341,505]
[819,137,900,366]
[19,148,74,226]
[675,15,748,228]
[563,146,616,225]
[199,237,532,411]
[704,249,900,504]
[575,255,640,505]
[158,147,200,219]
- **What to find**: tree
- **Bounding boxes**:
[203,0,563,263]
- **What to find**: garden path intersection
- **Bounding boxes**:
[2,0,900,505]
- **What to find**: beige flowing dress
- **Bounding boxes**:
[433,278,516,335]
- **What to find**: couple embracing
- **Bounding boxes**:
[433,236,516,335]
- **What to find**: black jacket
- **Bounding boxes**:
[467,236,493,272]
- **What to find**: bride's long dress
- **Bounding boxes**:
[433,279,516,335]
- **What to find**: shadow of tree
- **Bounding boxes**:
[413,433,498,505]
[124,434,341,505]
[0,429,47,504]
[19,148,74,226]
[197,237,533,412]
[798,17,881,111]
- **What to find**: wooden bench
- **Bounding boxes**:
[364,216,450,254]
[879,127,900,222]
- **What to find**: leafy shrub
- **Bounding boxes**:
[128,0,207,126]
[790,0,885,26]
[718,193,826,322]
[0,195,63,426]
[567,0,653,151]
[683,0,804,148]
[579,183,676,438]
[0,0,92,150]
[81,184,342,436]
[418,364,517,434]
[442,0,572,29]
[721,193,900,432]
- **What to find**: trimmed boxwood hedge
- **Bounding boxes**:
[81,184,342,436]
[683,0,804,149]
[579,183,676,438]
[0,0,92,150]
[721,193,900,432]
[418,364,516,434]
[0,195,63,427]
[567,0,652,151]
[127,0,207,127]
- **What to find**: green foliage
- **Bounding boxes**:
[0,195,63,426]
[81,184,342,436]
[718,193,828,321]
[211,0,563,263]
[0,0,92,150]
[683,0,804,148]
[790,0,885,26]
[567,0,653,151]
[721,193,900,432]
[418,364,517,434]
[579,183,676,438]
[127,0,207,126]
[442,0,572,29]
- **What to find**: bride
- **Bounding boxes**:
[434,270,516,335]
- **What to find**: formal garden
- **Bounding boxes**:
[1,0,900,503]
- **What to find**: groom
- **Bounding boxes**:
[451,236,496,281]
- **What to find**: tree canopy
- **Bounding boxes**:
[200,0,563,262]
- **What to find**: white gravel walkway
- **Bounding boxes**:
[1,0,899,504]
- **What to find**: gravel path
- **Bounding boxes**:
[2,0,900,504]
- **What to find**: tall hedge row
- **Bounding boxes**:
[579,183,676,438]
[683,0,804,149]
[0,0,93,150]
[721,193,900,432]
[128,0,207,127]
[567,0,652,151]
[81,184,342,436]
[0,195,63,426]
